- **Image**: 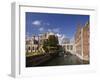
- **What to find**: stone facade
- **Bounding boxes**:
[26,36,39,53]
[62,43,74,54]
[26,32,57,53]
[83,22,90,60]
[75,22,89,60]
[75,26,82,57]
[61,38,75,54]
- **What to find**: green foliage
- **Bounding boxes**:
[42,35,59,53]
[42,39,49,53]
[48,35,59,47]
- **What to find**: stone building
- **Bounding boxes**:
[83,22,90,60]
[75,26,83,58]
[61,38,75,54]
[26,32,57,53]
[26,36,39,53]
[75,22,89,60]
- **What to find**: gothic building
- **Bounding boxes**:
[75,22,89,61]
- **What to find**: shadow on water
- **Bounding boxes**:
[37,52,89,66]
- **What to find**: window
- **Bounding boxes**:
[70,45,73,50]
[67,45,69,50]
[33,47,34,50]
[28,47,30,50]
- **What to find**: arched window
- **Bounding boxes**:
[67,45,69,50]
[33,47,34,50]
[28,47,30,50]
[70,45,73,50]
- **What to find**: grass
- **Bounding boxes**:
[26,51,44,57]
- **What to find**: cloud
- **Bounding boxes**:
[35,36,39,40]
[53,28,60,33]
[56,33,63,44]
[56,33,67,44]
[43,22,50,26]
[39,27,44,31]
[70,36,75,43]
[32,20,41,26]
[61,34,66,39]
[56,33,62,38]
[32,20,50,27]
[47,28,60,33]
[48,29,52,32]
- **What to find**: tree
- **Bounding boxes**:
[47,35,59,47]
[42,35,59,53]
[42,39,49,52]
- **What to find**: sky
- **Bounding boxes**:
[26,12,89,40]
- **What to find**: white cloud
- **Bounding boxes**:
[61,34,66,39]
[47,28,60,33]
[48,29,52,32]
[56,33,62,44]
[39,27,44,31]
[35,36,39,40]
[70,36,75,43]
[56,33,62,38]
[32,20,41,26]
[56,33,67,44]
[53,28,60,33]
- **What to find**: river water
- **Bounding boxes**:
[39,52,89,66]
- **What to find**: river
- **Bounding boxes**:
[38,52,89,66]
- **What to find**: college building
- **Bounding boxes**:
[75,22,89,61]
[26,36,39,53]
[61,38,75,54]
[25,32,58,53]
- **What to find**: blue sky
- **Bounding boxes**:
[26,12,89,39]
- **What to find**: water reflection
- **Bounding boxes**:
[39,52,89,66]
